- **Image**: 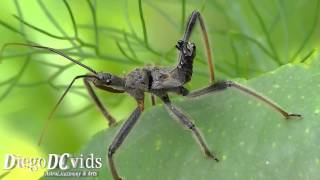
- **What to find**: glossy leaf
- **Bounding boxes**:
[46,59,320,180]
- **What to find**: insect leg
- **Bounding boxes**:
[186,80,302,119]
[38,74,96,145]
[83,77,119,126]
[182,11,214,82]
[151,94,156,106]
[108,99,144,180]
[159,94,218,161]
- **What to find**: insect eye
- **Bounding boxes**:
[105,73,112,79]
[97,72,112,83]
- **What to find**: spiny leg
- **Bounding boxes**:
[182,11,214,82]
[159,94,218,161]
[83,77,118,126]
[108,99,144,180]
[186,80,302,119]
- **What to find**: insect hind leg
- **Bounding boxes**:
[186,80,302,119]
[181,10,215,82]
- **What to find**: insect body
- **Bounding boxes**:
[126,42,194,95]
[3,10,301,180]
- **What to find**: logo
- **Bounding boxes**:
[3,153,102,177]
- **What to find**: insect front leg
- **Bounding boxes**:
[38,74,96,145]
[158,94,219,161]
[83,77,120,126]
[108,98,144,180]
[185,80,302,119]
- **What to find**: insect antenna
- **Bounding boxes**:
[38,74,97,145]
[1,43,100,145]
[1,43,97,74]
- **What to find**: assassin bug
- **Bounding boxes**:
[2,10,301,180]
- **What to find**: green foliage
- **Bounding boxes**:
[45,59,320,180]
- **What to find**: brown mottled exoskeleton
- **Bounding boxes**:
[3,11,301,180]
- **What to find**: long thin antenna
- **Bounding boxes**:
[1,43,97,74]
[38,75,97,145]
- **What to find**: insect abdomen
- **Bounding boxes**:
[171,41,196,84]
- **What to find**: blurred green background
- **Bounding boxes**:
[0,0,319,179]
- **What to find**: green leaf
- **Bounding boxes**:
[43,59,320,180]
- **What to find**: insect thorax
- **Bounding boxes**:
[125,66,181,92]
[125,68,151,91]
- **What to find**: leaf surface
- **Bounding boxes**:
[44,61,320,180]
